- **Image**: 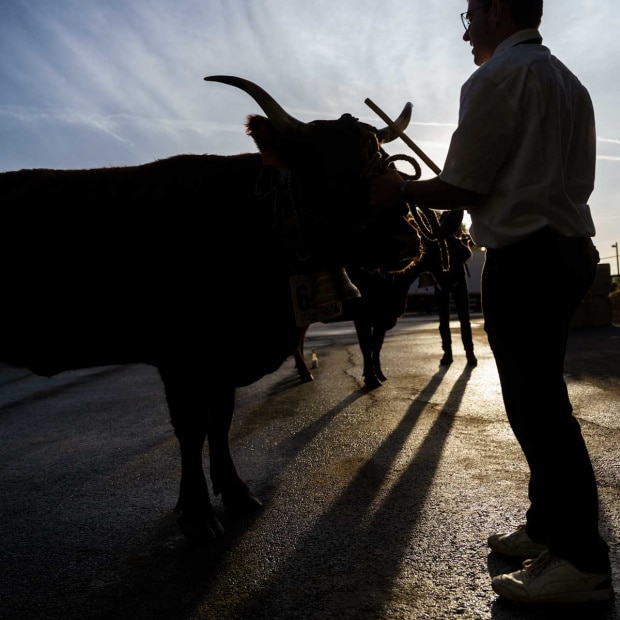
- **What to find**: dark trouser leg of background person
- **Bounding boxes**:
[435,285,453,365]
[452,274,477,366]
[482,227,610,575]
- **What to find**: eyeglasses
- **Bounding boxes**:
[461,6,484,31]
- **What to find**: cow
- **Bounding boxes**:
[0,75,422,542]
[294,259,424,389]
[294,210,475,388]
[421,212,477,367]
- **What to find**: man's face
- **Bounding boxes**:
[462,1,495,66]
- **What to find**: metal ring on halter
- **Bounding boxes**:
[383,154,449,271]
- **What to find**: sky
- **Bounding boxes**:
[1,0,619,275]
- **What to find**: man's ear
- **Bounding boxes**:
[490,0,504,26]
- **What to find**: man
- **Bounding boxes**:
[370,0,613,604]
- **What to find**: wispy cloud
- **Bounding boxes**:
[1,0,620,247]
[411,121,457,128]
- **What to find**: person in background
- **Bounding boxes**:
[370,0,613,604]
[424,210,477,367]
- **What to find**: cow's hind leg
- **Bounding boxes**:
[206,385,263,514]
[159,365,223,542]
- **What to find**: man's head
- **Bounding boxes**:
[463,0,543,66]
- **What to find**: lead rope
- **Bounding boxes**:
[363,148,450,272]
[365,98,455,272]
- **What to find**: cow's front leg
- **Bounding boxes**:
[208,385,263,513]
[294,348,315,382]
[293,325,314,382]
[159,364,223,542]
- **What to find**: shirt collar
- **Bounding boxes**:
[494,28,543,57]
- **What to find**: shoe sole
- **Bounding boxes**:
[487,545,548,559]
[492,580,615,603]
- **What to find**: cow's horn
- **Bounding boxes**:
[204,75,304,132]
[376,102,413,144]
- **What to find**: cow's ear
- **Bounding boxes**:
[246,115,284,167]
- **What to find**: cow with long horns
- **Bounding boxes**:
[0,76,422,541]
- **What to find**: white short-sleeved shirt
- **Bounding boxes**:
[439,28,596,249]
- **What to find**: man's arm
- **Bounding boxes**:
[370,168,483,210]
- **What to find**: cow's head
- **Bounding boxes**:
[204,75,420,273]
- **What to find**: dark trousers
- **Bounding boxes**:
[482,227,609,573]
[435,270,474,353]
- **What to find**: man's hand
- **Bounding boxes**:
[372,171,482,211]
[370,168,406,209]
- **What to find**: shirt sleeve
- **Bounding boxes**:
[440,71,518,195]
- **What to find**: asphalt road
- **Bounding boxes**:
[0,314,618,620]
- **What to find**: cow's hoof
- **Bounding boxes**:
[178,511,225,544]
[299,371,315,383]
[440,353,453,366]
[377,371,387,383]
[363,375,383,390]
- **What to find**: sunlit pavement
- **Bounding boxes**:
[0,314,618,620]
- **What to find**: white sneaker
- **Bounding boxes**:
[492,551,614,603]
[488,524,548,559]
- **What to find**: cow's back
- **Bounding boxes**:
[0,154,300,381]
